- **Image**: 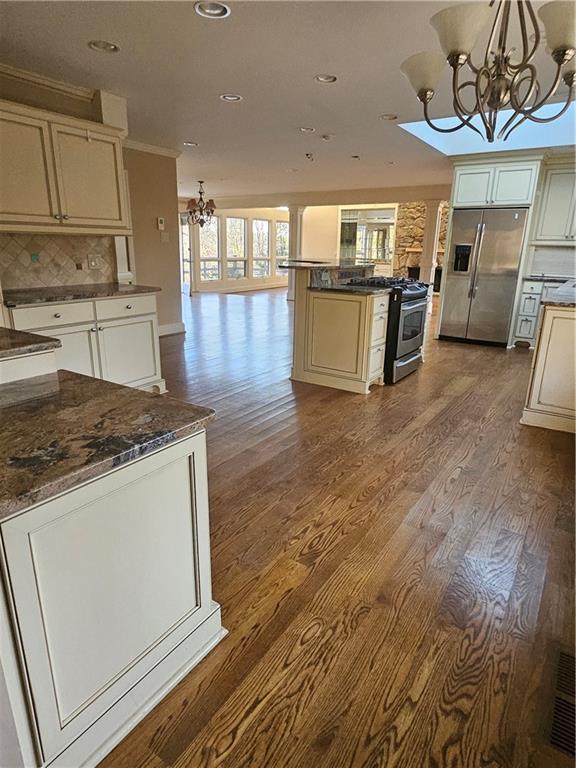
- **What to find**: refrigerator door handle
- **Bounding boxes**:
[471,223,486,298]
[467,223,483,299]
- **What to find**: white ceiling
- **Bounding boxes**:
[0,1,567,199]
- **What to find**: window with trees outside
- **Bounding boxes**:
[252,219,270,277]
[199,217,220,281]
[275,221,289,275]
[226,217,246,279]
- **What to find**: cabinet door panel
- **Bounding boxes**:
[51,124,128,228]
[529,309,575,414]
[0,435,212,760]
[306,294,366,379]
[99,315,160,386]
[535,169,576,241]
[36,324,100,377]
[0,111,59,225]
[491,164,537,205]
[453,167,493,206]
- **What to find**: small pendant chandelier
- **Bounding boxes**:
[401,1,575,142]
[186,181,216,227]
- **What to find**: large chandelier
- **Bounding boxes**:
[186,181,216,227]
[400,1,575,142]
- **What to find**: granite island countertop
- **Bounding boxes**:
[0,370,214,520]
[0,327,61,360]
[278,260,375,270]
[3,282,161,307]
[542,280,576,308]
[308,285,392,296]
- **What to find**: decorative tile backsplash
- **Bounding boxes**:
[0,234,117,289]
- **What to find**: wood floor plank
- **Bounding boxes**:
[98,290,574,768]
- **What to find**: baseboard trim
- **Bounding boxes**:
[520,408,575,433]
[159,322,186,336]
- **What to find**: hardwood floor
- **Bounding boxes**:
[100,288,574,768]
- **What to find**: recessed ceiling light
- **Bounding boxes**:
[299,126,315,133]
[321,134,334,141]
[379,113,398,121]
[351,155,360,160]
[194,2,231,18]
[314,74,337,83]
[183,141,199,147]
[220,93,242,102]
[88,40,120,53]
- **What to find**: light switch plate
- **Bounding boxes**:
[157,217,166,231]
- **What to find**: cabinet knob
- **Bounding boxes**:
[53,214,62,221]
[90,327,97,333]
[62,214,70,220]
[98,326,104,331]
[53,312,62,318]
[126,304,133,309]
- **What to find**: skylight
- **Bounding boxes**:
[399,102,576,156]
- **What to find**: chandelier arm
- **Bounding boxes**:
[514,1,530,69]
[455,80,482,116]
[508,63,540,112]
[483,0,505,71]
[496,0,511,61]
[474,67,494,141]
[498,78,540,138]
[452,65,484,119]
[518,89,574,123]
[422,101,483,136]
[522,0,541,66]
[514,61,565,115]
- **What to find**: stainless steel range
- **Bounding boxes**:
[346,276,429,383]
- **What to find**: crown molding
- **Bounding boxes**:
[123,139,181,159]
[0,62,94,102]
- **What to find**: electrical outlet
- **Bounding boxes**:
[88,255,102,270]
[30,253,40,264]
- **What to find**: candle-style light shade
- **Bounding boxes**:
[538,1,576,52]
[400,51,446,94]
[430,2,492,56]
[187,198,198,209]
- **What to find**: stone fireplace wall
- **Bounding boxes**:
[393,202,449,277]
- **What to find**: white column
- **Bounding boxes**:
[420,200,444,314]
[287,205,306,301]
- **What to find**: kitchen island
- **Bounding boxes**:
[280,260,390,394]
[0,371,225,768]
[521,280,576,432]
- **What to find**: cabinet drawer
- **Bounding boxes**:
[372,295,390,315]
[518,293,540,317]
[11,301,94,330]
[515,314,537,339]
[369,343,385,377]
[96,294,156,320]
[522,281,544,295]
[371,312,388,345]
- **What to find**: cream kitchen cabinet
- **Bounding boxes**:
[303,290,388,394]
[0,431,224,767]
[8,294,165,391]
[521,303,575,432]
[452,160,540,208]
[533,168,576,243]
[0,99,130,235]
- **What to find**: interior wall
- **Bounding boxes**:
[123,148,182,328]
[301,206,340,261]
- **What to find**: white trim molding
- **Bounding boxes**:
[0,63,94,101]
[159,322,186,336]
[123,139,181,159]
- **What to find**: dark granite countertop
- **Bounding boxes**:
[0,370,214,520]
[0,327,61,360]
[278,260,375,270]
[308,285,391,296]
[542,280,576,308]
[525,275,576,283]
[3,282,161,307]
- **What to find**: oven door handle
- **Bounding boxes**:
[400,299,428,312]
[396,350,422,367]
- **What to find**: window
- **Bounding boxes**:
[179,213,191,291]
[199,217,220,281]
[275,221,289,275]
[252,219,270,277]
[226,217,246,279]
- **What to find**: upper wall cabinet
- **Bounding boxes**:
[534,168,576,244]
[452,160,540,208]
[0,100,131,235]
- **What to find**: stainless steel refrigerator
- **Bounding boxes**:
[439,208,527,345]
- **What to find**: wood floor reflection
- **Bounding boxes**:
[100,288,574,768]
